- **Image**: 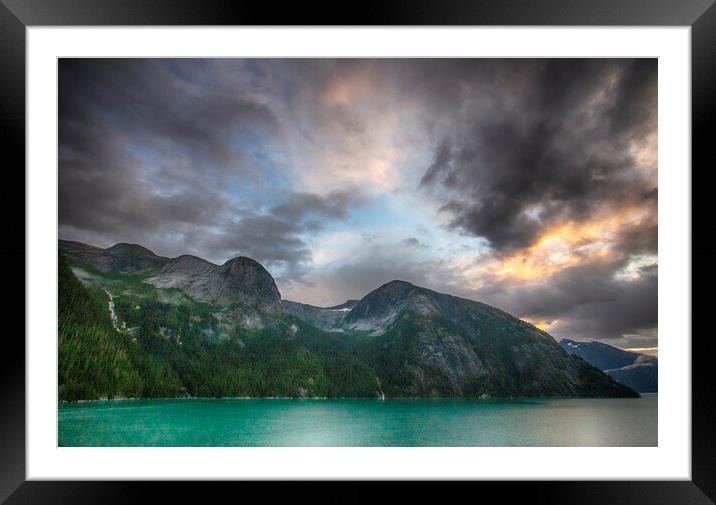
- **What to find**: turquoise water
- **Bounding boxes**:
[58,395,657,447]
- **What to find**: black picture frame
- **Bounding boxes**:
[2,1,712,503]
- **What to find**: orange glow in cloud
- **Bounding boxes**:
[624,346,659,357]
[522,317,560,331]
[324,80,355,105]
[292,70,416,195]
[322,72,373,106]
[464,205,656,283]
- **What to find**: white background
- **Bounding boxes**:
[26,27,691,480]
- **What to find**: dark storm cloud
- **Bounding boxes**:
[419,59,657,253]
[212,215,313,282]
[58,154,233,236]
[270,190,365,221]
[58,59,275,242]
[59,59,278,173]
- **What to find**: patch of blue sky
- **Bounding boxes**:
[222,155,295,210]
[123,143,171,178]
[347,194,414,232]
[126,142,155,162]
[347,192,491,258]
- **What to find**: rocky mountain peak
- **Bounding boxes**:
[224,255,263,269]
[382,279,415,289]
[203,255,282,310]
[161,255,215,275]
[345,279,419,322]
[105,243,158,256]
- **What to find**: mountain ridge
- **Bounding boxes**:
[58,239,639,400]
[60,239,283,312]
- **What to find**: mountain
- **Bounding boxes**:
[339,280,637,398]
[560,339,657,392]
[58,239,639,400]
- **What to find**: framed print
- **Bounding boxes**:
[2,0,713,503]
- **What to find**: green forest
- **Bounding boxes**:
[58,255,381,401]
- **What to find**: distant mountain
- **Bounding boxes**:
[560,339,657,392]
[282,299,358,332]
[59,239,639,400]
[326,299,361,310]
[59,240,168,272]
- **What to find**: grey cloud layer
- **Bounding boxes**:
[271,190,365,221]
[58,59,365,278]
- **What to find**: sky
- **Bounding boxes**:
[58,58,657,351]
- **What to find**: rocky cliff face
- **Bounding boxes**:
[60,239,283,312]
[202,257,282,310]
[145,255,282,311]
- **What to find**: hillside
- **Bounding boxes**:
[340,280,636,397]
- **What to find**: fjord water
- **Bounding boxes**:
[58,395,657,447]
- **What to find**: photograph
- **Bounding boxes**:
[56,57,659,448]
[2,0,710,497]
